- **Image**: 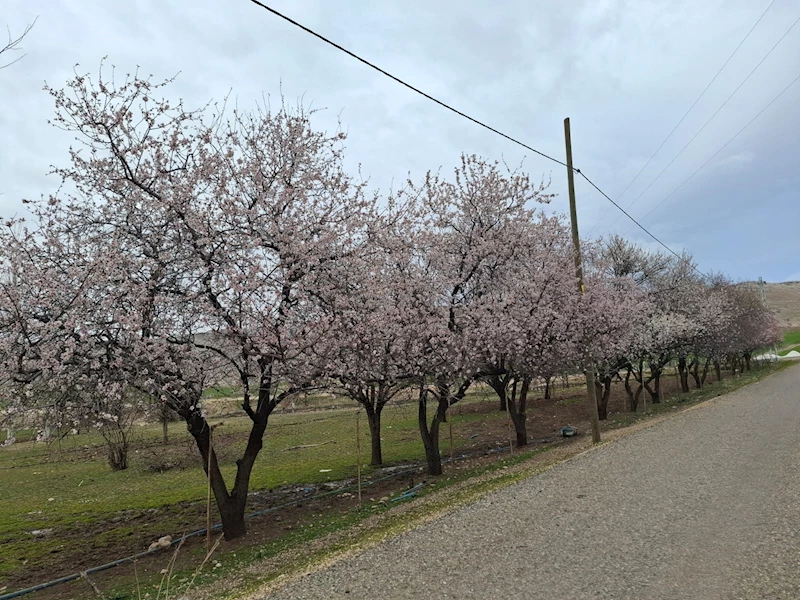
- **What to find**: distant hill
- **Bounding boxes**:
[762,281,800,328]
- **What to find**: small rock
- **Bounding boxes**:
[157,535,172,548]
[30,529,53,538]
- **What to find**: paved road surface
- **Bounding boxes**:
[266,365,800,599]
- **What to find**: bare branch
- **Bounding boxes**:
[1,16,38,70]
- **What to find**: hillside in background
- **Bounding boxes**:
[763,281,800,328]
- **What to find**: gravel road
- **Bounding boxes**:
[265,365,800,599]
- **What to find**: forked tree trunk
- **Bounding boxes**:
[418,386,445,476]
[594,374,613,420]
[690,358,701,389]
[486,373,510,416]
[506,377,531,447]
[623,369,635,412]
[188,410,262,540]
[627,362,648,412]
[180,372,293,540]
[543,376,552,400]
[644,364,663,404]
[345,381,398,466]
[418,379,472,476]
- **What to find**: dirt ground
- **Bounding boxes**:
[2,374,689,599]
[763,281,800,327]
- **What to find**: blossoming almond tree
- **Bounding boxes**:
[406,155,554,472]
[477,213,580,444]
[15,64,375,539]
[317,194,428,465]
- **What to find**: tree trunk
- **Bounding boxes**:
[486,373,510,414]
[161,406,169,444]
[623,369,643,412]
[595,374,612,420]
[418,386,443,476]
[107,442,128,471]
[714,359,722,382]
[690,358,701,389]
[184,382,276,540]
[677,356,690,393]
[623,369,634,412]
[418,379,472,476]
[744,353,751,371]
[700,357,711,386]
[506,377,531,447]
[364,402,383,466]
[543,376,552,400]
[634,383,643,411]
[217,499,247,540]
[644,366,662,403]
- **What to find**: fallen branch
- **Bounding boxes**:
[281,440,334,452]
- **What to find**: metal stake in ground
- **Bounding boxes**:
[356,410,362,508]
[448,395,454,465]
[564,117,602,444]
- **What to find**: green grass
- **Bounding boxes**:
[778,344,800,356]
[783,329,800,346]
[0,389,503,581]
[201,385,242,399]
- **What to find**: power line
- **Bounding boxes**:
[621,70,800,234]
[601,12,800,234]
[578,172,705,277]
[587,0,778,235]
[245,0,568,169]
[245,1,706,276]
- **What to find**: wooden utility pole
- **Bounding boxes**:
[564,117,602,444]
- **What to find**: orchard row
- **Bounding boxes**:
[0,67,781,539]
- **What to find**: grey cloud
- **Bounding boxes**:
[1,0,798,281]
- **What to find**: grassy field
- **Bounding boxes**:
[0,386,508,585]
[776,329,800,356]
[785,329,800,345]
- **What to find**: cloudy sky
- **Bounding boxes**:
[2,0,799,282]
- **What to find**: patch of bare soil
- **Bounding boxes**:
[764,281,800,327]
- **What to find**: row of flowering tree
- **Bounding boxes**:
[0,66,783,540]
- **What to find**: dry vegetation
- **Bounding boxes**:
[763,281,800,327]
